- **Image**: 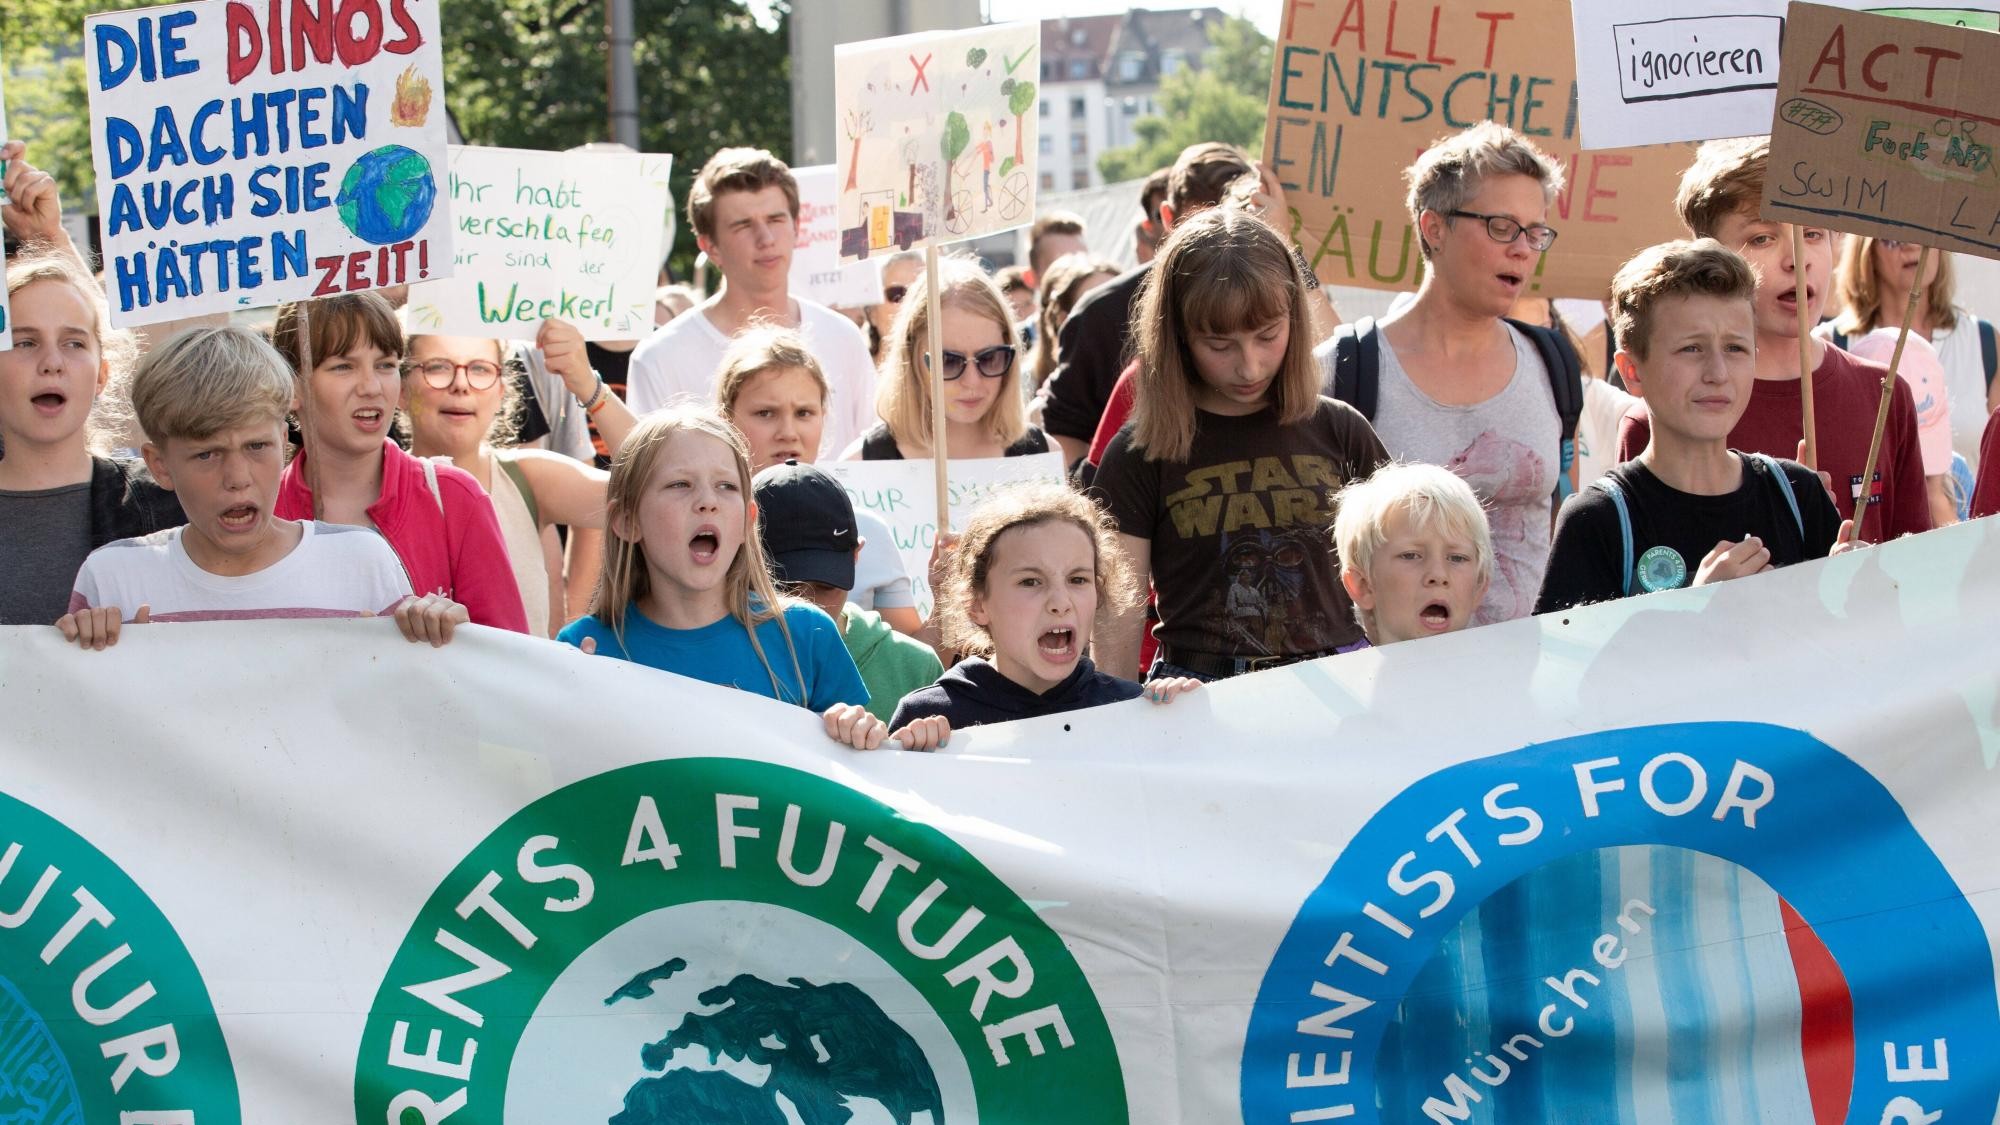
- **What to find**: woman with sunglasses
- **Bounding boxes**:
[401,323,638,636]
[1316,122,1582,625]
[844,257,1050,461]
[272,294,534,633]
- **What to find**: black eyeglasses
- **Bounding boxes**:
[1446,210,1559,252]
[922,344,1015,380]
[406,358,504,390]
[883,285,909,304]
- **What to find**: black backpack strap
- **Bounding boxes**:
[1979,317,1997,392]
[1829,328,1849,352]
[1506,317,1583,442]
[1327,315,1381,422]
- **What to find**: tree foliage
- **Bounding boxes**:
[1097,14,1272,185]
[3,0,792,276]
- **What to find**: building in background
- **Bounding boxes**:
[1037,8,1227,192]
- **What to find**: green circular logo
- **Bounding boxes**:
[1635,545,1689,593]
[354,759,1128,1123]
[0,790,239,1123]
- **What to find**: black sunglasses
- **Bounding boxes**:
[922,344,1016,381]
[883,284,908,304]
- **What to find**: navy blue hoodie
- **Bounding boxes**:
[888,656,1143,730]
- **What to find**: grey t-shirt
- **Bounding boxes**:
[0,482,92,625]
[1373,326,1560,624]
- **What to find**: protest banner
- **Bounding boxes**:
[401,146,670,341]
[83,0,452,327]
[1264,0,1691,298]
[1570,0,2000,151]
[822,451,1064,616]
[0,58,9,348]
[791,163,887,309]
[834,22,1040,265]
[2,517,1996,1122]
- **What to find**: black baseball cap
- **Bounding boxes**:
[753,460,858,591]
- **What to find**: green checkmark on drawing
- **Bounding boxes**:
[1003,47,1032,75]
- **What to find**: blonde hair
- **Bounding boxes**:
[714,324,828,414]
[130,325,294,444]
[1130,207,1319,463]
[592,406,807,700]
[1835,236,1960,336]
[938,481,1139,656]
[1333,463,1493,636]
[688,147,800,242]
[4,249,139,455]
[1404,122,1565,259]
[1610,239,1757,360]
[1032,253,1121,389]
[878,257,1029,455]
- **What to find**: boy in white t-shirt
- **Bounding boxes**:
[59,325,467,649]
[626,148,877,455]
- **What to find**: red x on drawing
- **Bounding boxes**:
[909,52,932,94]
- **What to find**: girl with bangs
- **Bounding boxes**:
[1090,207,1388,683]
[561,406,891,749]
[843,257,1050,461]
[271,294,530,632]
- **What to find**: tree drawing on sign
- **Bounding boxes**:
[1004,78,1036,177]
[843,109,873,192]
[941,110,970,228]
[900,137,921,207]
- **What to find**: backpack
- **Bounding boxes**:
[1326,316,1585,499]
[1828,318,1998,392]
[1594,453,1805,597]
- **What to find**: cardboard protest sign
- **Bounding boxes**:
[1571,0,2000,150]
[402,146,671,341]
[84,0,452,327]
[1265,0,1690,299]
[1761,2,2000,260]
[2,517,1998,1122]
[0,58,10,349]
[790,163,886,308]
[835,21,1040,263]
[823,452,1063,615]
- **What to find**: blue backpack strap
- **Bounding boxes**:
[1593,476,1635,597]
[1751,453,1806,537]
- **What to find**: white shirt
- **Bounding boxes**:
[852,508,915,611]
[71,521,413,622]
[627,297,880,458]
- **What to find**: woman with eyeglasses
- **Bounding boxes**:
[843,258,1050,461]
[271,293,529,633]
[865,252,925,363]
[1315,122,1583,625]
[400,324,640,636]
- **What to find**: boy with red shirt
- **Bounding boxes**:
[1614,137,1928,543]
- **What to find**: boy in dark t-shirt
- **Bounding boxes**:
[1538,240,1849,614]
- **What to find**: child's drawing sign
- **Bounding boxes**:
[835,21,1040,263]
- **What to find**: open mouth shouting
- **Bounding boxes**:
[1496,270,1525,293]
[689,525,722,566]
[30,389,69,417]
[218,502,261,533]
[1037,625,1078,660]
[352,407,388,434]
[1774,284,1817,313]
[1417,599,1454,633]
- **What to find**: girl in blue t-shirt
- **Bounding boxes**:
[559,405,888,749]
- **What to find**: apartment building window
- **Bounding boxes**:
[1072,169,1091,189]
[1068,59,1090,79]
[1070,134,1087,155]
[1070,96,1086,118]
[1039,98,1049,117]
[1039,134,1053,155]
[1040,172,1055,191]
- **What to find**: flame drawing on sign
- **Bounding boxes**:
[391,64,433,127]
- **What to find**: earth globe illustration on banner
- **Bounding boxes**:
[335,145,438,245]
[0,977,81,1125]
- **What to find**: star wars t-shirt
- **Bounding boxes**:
[1091,397,1387,660]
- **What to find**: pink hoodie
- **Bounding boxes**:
[276,441,530,633]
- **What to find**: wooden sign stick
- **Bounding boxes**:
[925,242,948,534]
[1843,244,1931,546]
[1792,225,1818,470]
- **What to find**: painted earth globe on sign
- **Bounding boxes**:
[335,144,438,245]
[605,956,945,1125]
[0,977,80,1125]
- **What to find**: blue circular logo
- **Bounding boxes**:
[1636,545,1688,592]
[1239,722,2000,1123]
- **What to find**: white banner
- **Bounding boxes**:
[404,145,671,341]
[823,452,1064,617]
[83,0,453,326]
[1,517,1997,1123]
[791,163,887,309]
[1570,0,2000,149]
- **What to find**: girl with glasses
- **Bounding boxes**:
[843,257,1051,462]
[402,324,639,637]
[271,293,529,633]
